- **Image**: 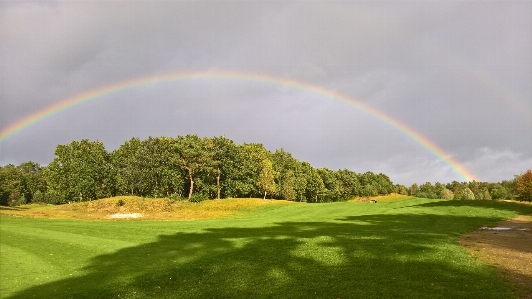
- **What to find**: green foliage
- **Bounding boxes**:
[489,184,509,200]
[454,187,476,200]
[515,169,532,203]
[281,170,296,201]
[258,158,277,197]
[440,188,454,200]
[15,135,531,207]
[188,193,208,203]
[45,140,112,202]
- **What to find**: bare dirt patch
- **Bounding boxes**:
[460,214,532,299]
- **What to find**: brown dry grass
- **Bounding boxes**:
[348,194,415,203]
[0,196,295,221]
[460,214,532,299]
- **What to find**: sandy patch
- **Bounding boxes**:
[110,213,143,219]
[460,214,532,299]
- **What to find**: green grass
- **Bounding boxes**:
[1,198,531,298]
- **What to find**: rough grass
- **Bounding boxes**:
[0,197,295,220]
[2,197,532,299]
[348,194,414,203]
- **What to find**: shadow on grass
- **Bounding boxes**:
[6,205,532,299]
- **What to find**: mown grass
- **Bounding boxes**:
[1,197,532,298]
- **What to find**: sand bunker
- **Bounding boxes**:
[110,213,143,219]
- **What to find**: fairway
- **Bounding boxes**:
[2,198,531,299]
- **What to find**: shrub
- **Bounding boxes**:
[456,187,475,200]
[33,190,45,203]
[116,199,125,207]
[168,193,187,201]
[440,188,454,200]
[189,194,208,203]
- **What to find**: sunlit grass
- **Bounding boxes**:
[0,197,295,220]
[348,193,415,202]
[2,198,532,298]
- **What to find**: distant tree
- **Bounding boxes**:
[396,185,408,196]
[469,180,481,199]
[282,170,296,201]
[419,182,437,199]
[210,136,238,199]
[172,135,215,199]
[409,183,419,196]
[500,179,516,200]
[515,170,532,203]
[17,162,47,203]
[489,183,508,200]
[482,189,492,200]
[294,167,308,202]
[0,164,23,206]
[231,143,271,198]
[441,188,454,200]
[456,187,475,200]
[45,140,112,202]
[304,165,326,203]
[258,159,277,199]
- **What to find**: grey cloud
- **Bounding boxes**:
[1,1,531,185]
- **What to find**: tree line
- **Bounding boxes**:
[406,170,532,203]
[0,135,396,206]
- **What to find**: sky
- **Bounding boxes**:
[1,0,531,186]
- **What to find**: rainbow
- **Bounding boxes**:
[0,70,477,181]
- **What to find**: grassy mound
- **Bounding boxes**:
[0,197,295,220]
[348,194,415,202]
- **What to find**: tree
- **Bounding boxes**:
[231,143,270,198]
[282,170,296,201]
[455,187,475,200]
[172,135,215,199]
[515,170,532,203]
[304,164,326,203]
[0,164,23,206]
[418,182,437,199]
[45,140,112,202]
[489,183,508,200]
[258,159,277,199]
[112,137,143,196]
[409,183,419,196]
[441,188,454,200]
[210,136,238,199]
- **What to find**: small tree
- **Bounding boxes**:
[441,188,454,200]
[515,170,532,203]
[258,159,276,199]
[456,187,475,200]
[282,170,296,201]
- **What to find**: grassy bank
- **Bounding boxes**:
[0,196,295,220]
[1,198,531,298]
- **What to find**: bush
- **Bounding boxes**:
[189,194,208,203]
[456,187,475,200]
[440,188,454,200]
[116,199,125,207]
[33,190,45,203]
[45,191,66,205]
[168,193,187,201]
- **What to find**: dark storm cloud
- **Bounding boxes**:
[1,0,531,185]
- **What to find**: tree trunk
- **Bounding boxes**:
[216,167,221,199]
[188,173,194,199]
